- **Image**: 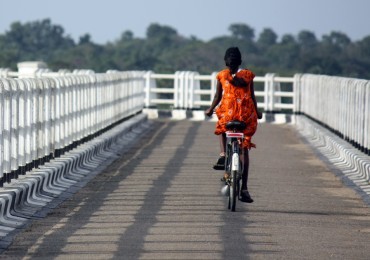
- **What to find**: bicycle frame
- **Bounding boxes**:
[225,132,244,172]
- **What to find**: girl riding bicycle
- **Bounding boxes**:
[205,47,262,203]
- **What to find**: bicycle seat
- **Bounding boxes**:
[226,120,246,131]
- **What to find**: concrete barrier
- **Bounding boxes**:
[296,116,370,204]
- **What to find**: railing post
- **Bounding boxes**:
[184,71,190,109]
[89,74,97,139]
[187,72,200,110]
[44,78,52,161]
[264,73,272,111]
[9,79,19,182]
[2,79,11,182]
[10,79,20,179]
[144,71,152,107]
[211,72,217,95]
[179,71,185,109]
[76,76,83,144]
[17,79,26,175]
[66,76,74,147]
[174,71,180,109]
[293,74,302,114]
[144,71,157,108]
[23,79,32,170]
[51,77,59,154]
[0,80,4,185]
[59,77,67,154]
[273,74,281,112]
[71,76,78,146]
[95,75,103,133]
[35,78,44,166]
[134,71,145,112]
[365,82,370,154]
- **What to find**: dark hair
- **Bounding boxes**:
[224,47,242,67]
[224,47,247,87]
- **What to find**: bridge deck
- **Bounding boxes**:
[1,120,369,259]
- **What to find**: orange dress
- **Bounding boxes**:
[215,69,258,149]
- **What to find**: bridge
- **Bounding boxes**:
[0,62,369,258]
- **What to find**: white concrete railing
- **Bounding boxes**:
[0,70,145,185]
[1,65,369,185]
[295,74,370,154]
[143,71,369,154]
[144,71,295,112]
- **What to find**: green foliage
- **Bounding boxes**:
[1,19,75,64]
[257,28,278,49]
[1,19,370,79]
[228,23,255,41]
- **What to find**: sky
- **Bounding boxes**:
[1,0,370,44]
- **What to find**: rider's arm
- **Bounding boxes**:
[205,80,223,117]
[250,81,263,119]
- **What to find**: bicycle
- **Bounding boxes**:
[222,120,246,212]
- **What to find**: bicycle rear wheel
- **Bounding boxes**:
[230,170,237,211]
[226,142,232,210]
[229,140,241,212]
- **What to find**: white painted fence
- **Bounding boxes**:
[0,70,145,185]
[144,71,295,112]
[295,74,370,155]
[143,72,369,155]
[1,66,369,186]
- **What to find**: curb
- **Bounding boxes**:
[143,108,294,124]
[296,116,370,205]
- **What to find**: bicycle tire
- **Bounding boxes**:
[230,169,237,211]
[230,140,240,212]
[226,142,232,210]
[225,143,232,173]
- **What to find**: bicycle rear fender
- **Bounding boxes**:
[232,153,239,171]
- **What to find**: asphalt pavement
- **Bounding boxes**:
[1,119,369,259]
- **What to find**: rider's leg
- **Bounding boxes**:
[241,148,249,190]
[214,133,227,170]
[240,147,253,202]
[219,133,226,155]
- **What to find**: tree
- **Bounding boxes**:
[1,18,369,78]
[146,23,177,39]
[281,34,296,45]
[79,33,92,45]
[228,23,255,41]
[266,34,299,72]
[3,19,75,62]
[120,30,134,41]
[296,30,319,72]
[322,31,351,49]
[257,28,278,47]
[0,35,18,69]
[297,30,318,48]
[344,36,370,79]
